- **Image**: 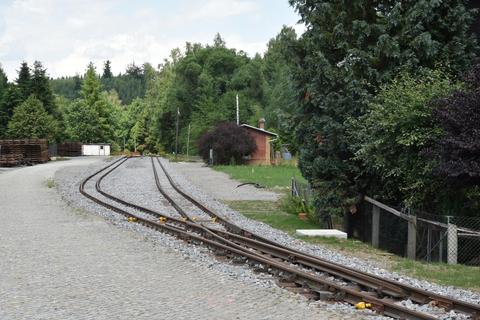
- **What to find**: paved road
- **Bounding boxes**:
[0,157,359,319]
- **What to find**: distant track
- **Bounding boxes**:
[79,156,480,320]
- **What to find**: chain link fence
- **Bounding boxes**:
[362,198,480,266]
[290,179,480,266]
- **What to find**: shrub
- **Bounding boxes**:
[350,69,461,208]
[197,122,256,164]
[427,64,480,214]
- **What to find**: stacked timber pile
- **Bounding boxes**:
[0,154,24,167]
[0,139,49,166]
[58,142,82,157]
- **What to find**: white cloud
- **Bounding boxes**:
[182,0,258,21]
[0,0,300,80]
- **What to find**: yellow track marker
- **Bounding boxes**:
[355,302,371,310]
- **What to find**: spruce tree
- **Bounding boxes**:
[30,61,56,116]
[7,96,56,140]
[16,62,31,101]
[289,0,478,216]
[102,60,113,79]
[82,62,101,107]
[0,86,21,137]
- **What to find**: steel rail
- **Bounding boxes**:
[79,157,439,320]
[153,157,480,319]
[95,157,409,300]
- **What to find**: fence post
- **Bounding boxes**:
[407,215,417,260]
[426,225,432,262]
[372,205,380,248]
[447,216,458,265]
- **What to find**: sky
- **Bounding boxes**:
[0,0,303,80]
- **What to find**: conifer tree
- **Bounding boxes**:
[289,0,478,216]
[30,61,56,116]
[82,63,101,107]
[7,96,56,140]
[16,62,31,101]
[102,60,113,79]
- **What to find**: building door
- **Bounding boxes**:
[99,145,105,156]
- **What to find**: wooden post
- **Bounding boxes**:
[407,215,417,260]
[447,219,458,265]
[427,225,432,262]
[186,124,191,160]
[372,205,380,248]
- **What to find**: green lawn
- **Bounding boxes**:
[226,200,320,233]
[213,165,307,189]
[226,199,480,291]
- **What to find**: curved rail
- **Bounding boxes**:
[78,157,478,319]
[153,157,480,319]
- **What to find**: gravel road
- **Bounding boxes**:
[169,161,280,201]
[0,157,366,320]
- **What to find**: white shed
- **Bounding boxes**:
[82,144,111,156]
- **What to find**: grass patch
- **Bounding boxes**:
[226,200,320,234]
[392,259,480,290]
[226,199,480,291]
[46,178,56,188]
[214,165,306,189]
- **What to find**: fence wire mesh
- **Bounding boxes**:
[362,201,480,266]
[290,178,480,266]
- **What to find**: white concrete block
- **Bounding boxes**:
[295,229,347,239]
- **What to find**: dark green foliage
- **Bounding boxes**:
[161,36,268,154]
[427,64,480,214]
[64,99,100,142]
[7,96,57,140]
[263,26,300,154]
[50,75,82,100]
[102,60,113,79]
[0,66,9,136]
[0,86,21,138]
[351,70,461,208]
[51,62,146,105]
[63,63,116,144]
[16,62,31,101]
[432,69,480,186]
[31,61,57,116]
[197,122,256,164]
[289,0,478,216]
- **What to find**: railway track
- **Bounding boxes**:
[80,156,480,320]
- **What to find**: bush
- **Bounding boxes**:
[427,64,480,214]
[350,69,461,208]
[197,122,256,164]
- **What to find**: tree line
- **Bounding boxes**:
[0,31,298,155]
[0,0,479,217]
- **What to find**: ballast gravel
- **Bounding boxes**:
[1,157,363,320]
[164,158,480,306]
[54,156,480,319]
[55,157,384,319]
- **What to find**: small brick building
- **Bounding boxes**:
[241,119,277,165]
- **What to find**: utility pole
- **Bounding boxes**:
[186,123,191,160]
[175,107,180,160]
[236,94,239,125]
